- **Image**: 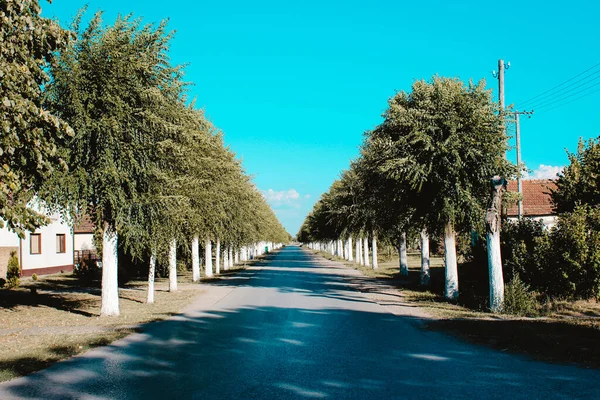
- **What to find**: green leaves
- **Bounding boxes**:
[551,136,600,213]
[299,75,515,243]
[0,0,72,235]
[41,9,288,260]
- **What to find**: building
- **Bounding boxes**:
[0,210,74,278]
[73,216,97,264]
[507,179,558,228]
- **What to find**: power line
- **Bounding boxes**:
[536,85,600,114]
[515,61,600,108]
[532,80,600,111]
[522,70,600,109]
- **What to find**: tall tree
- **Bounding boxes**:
[46,13,185,316]
[0,0,72,236]
[368,76,513,301]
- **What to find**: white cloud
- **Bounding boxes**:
[304,194,311,199]
[524,164,563,180]
[263,189,300,202]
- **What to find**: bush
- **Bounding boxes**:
[6,251,20,288]
[500,218,549,287]
[0,278,5,288]
[503,274,539,316]
[74,255,100,284]
[545,205,600,299]
[31,273,38,281]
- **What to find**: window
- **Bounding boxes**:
[30,234,41,254]
[56,234,66,254]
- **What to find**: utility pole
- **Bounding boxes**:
[492,59,510,158]
[514,110,534,219]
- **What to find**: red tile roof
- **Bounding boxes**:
[507,179,557,217]
[73,216,95,234]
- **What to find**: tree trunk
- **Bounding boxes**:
[356,238,361,265]
[223,246,229,271]
[363,236,370,267]
[399,232,409,276]
[192,236,200,282]
[205,238,213,277]
[169,239,177,292]
[420,230,430,286]
[215,238,221,275]
[228,246,234,269]
[487,176,506,313]
[348,237,353,261]
[147,251,156,304]
[372,233,378,269]
[235,248,240,265]
[444,221,458,300]
[100,221,119,317]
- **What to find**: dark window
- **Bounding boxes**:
[56,234,66,254]
[30,234,41,254]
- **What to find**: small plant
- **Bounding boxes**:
[31,273,38,281]
[6,251,21,289]
[503,274,539,317]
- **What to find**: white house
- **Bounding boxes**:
[0,205,74,279]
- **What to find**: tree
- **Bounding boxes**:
[551,136,600,212]
[46,12,186,316]
[368,76,513,301]
[0,0,72,237]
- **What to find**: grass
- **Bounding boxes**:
[313,248,600,368]
[0,261,252,382]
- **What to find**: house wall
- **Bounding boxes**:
[508,215,557,229]
[74,233,95,251]
[21,215,74,276]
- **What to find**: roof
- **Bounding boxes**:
[506,179,557,217]
[73,216,95,234]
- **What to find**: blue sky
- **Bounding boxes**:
[42,0,600,235]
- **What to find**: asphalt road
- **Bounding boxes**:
[1,245,599,399]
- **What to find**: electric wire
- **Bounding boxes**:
[515,61,600,109]
[536,85,600,114]
[526,76,600,110]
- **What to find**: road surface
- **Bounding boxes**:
[1,245,598,399]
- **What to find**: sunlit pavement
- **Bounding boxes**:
[1,246,599,399]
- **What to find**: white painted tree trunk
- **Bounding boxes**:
[223,246,229,271]
[228,247,234,269]
[169,239,177,292]
[372,233,378,269]
[348,237,353,261]
[420,230,430,286]
[356,238,361,265]
[192,236,200,282]
[487,176,506,313]
[488,228,504,312]
[235,249,240,265]
[215,238,221,275]
[101,222,119,317]
[444,221,459,300]
[147,251,156,304]
[363,236,370,267]
[205,238,213,277]
[399,232,409,276]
